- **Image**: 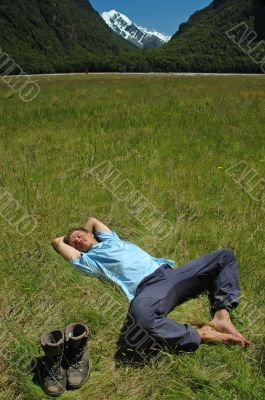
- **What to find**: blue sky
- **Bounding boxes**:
[90,0,212,36]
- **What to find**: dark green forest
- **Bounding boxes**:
[0,0,135,74]
[0,0,265,74]
[162,0,265,73]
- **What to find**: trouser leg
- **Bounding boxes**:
[129,248,241,352]
[129,296,201,352]
[206,248,241,314]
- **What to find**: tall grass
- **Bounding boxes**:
[0,74,264,399]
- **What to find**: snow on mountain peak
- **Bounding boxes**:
[102,9,132,26]
[101,10,171,49]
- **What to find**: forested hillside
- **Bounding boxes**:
[0,0,264,73]
[160,0,265,73]
[0,0,135,74]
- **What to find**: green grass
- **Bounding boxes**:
[0,74,265,400]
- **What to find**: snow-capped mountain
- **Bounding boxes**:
[102,10,171,49]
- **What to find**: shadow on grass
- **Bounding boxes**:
[30,356,47,389]
[114,314,185,370]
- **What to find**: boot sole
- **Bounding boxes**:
[44,390,65,397]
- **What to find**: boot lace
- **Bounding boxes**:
[44,353,64,380]
[68,347,84,371]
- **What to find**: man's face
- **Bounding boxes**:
[69,230,94,252]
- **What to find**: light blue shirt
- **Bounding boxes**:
[69,231,175,302]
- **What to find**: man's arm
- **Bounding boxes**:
[84,217,112,233]
[52,236,81,261]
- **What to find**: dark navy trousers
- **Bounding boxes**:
[129,248,241,352]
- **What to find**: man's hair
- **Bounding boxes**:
[63,227,89,245]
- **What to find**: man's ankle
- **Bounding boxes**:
[213,308,231,319]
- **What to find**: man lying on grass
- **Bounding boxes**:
[52,217,250,352]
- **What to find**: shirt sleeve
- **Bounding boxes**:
[95,230,120,242]
[152,257,175,268]
[69,252,99,276]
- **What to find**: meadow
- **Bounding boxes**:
[0,73,264,400]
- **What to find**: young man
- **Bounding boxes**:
[52,217,250,352]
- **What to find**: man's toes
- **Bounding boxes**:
[235,332,245,341]
[228,334,245,346]
[234,331,250,346]
[209,319,250,346]
[243,337,251,346]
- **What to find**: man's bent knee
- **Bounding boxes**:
[130,298,157,331]
[221,247,236,258]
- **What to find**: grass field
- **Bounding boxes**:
[0,73,265,400]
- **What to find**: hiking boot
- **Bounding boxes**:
[64,322,91,389]
[39,329,66,397]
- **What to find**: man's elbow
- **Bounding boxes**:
[87,217,97,224]
[51,238,61,249]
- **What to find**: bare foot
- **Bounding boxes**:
[209,309,250,346]
[197,325,246,346]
